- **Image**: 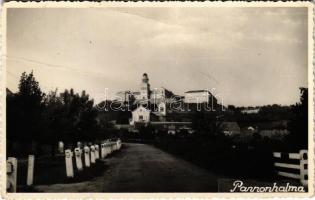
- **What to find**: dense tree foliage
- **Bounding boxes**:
[7,72,46,154]
[286,87,308,151]
[7,72,112,157]
[192,111,223,138]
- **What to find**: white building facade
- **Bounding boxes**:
[184,90,212,104]
[130,105,151,125]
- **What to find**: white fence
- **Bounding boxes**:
[6,138,122,191]
[273,150,308,186]
[64,139,122,178]
[6,157,17,192]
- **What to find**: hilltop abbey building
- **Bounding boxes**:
[114,73,219,127]
[115,73,175,105]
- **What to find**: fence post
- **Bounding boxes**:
[299,150,308,186]
[107,143,111,154]
[74,148,83,171]
[101,144,105,159]
[109,142,112,154]
[95,144,100,160]
[117,139,121,150]
[58,141,64,153]
[77,141,82,148]
[84,146,90,167]
[109,142,113,154]
[90,145,96,164]
[65,149,74,178]
[7,157,17,192]
[105,143,109,156]
[26,155,35,186]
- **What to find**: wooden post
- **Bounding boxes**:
[95,144,100,160]
[65,149,74,178]
[117,139,121,150]
[84,146,90,167]
[101,144,106,159]
[27,155,35,186]
[300,150,308,186]
[90,145,96,164]
[105,143,109,156]
[74,148,83,171]
[116,141,119,151]
[7,157,17,192]
[58,141,64,153]
[77,141,82,148]
[106,143,110,155]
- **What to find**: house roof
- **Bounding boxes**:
[185,90,210,94]
[131,105,151,112]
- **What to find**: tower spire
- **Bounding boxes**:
[142,73,149,84]
[140,73,150,101]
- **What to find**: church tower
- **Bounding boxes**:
[140,73,150,101]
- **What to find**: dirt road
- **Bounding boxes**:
[35,143,220,192]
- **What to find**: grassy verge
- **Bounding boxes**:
[16,156,107,192]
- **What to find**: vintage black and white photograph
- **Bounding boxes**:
[2,2,314,196]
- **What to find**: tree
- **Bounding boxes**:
[56,89,100,144]
[287,87,308,151]
[42,89,64,156]
[192,111,223,138]
[7,71,45,156]
[227,105,236,110]
[42,88,104,155]
[7,71,111,157]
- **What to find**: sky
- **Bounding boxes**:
[6,7,308,106]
